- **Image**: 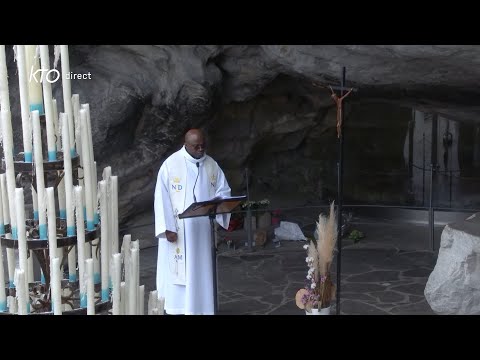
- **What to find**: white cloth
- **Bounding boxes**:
[154,146,231,315]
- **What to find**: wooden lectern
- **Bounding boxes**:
[179,195,246,315]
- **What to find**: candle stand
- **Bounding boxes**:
[0,118,111,315]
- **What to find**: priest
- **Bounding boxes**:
[154,128,231,315]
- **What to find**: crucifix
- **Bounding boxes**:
[314,69,357,316]
[329,85,354,138]
[312,81,357,138]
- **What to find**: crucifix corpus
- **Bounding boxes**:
[312,81,357,138]
[329,85,353,138]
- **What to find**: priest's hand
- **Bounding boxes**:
[165,230,178,243]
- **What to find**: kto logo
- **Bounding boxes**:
[30,68,60,84]
[29,66,92,84]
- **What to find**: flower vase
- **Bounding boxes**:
[305,306,331,315]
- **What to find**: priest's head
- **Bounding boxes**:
[184,128,206,159]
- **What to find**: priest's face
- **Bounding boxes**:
[185,133,206,159]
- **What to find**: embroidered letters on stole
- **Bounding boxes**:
[166,154,216,285]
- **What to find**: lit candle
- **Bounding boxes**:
[86,258,95,315]
[39,45,57,161]
[15,188,29,313]
[1,110,17,241]
[112,253,121,315]
[60,46,75,157]
[99,180,109,301]
[0,45,10,111]
[24,45,44,114]
[51,257,62,315]
[15,45,33,162]
[31,110,47,240]
[74,186,87,308]
[14,269,26,315]
[111,176,119,255]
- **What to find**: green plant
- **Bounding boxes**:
[348,229,365,243]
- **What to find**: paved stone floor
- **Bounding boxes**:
[134,213,444,315]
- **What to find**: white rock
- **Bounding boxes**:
[425,221,480,314]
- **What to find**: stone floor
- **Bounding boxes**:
[134,213,443,315]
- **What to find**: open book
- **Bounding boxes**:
[178,195,246,219]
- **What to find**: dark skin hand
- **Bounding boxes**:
[166,230,177,243]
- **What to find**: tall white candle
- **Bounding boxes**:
[57,178,66,219]
[147,290,157,315]
[0,174,9,230]
[52,98,61,151]
[60,112,76,282]
[120,281,126,315]
[99,180,109,301]
[93,162,98,225]
[74,186,87,308]
[60,46,75,157]
[46,187,58,292]
[31,110,47,240]
[27,251,34,283]
[0,176,4,236]
[32,187,38,221]
[93,166,100,285]
[7,295,16,314]
[1,148,14,289]
[102,166,112,288]
[72,94,84,213]
[112,253,121,315]
[111,176,119,256]
[15,45,33,162]
[138,284,144,316]
[1,110,17,241]
[14,269,27,315]
[51,257,62,315]
[24,45,44,115]
[85,258,94,315]
[128,246,138,315]
[122,234,131,312]
[79,109,94,231]
[0,247,5,311]
[15,188,29,313]
[0,45,10,111]
[81,104,96,222]
[0,183,6,311]
[39,45,57,161]
[158,296,165,315]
